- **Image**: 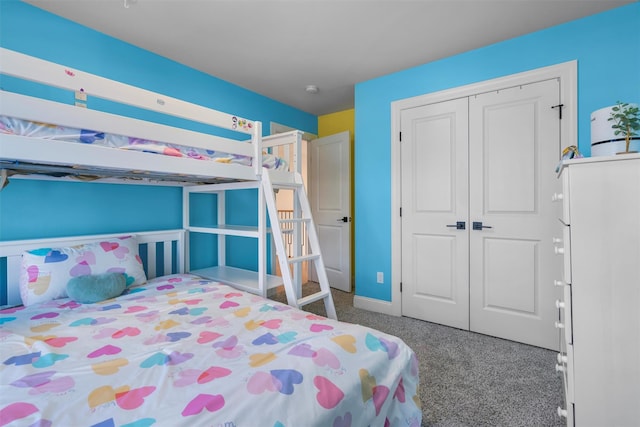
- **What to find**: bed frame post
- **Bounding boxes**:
[253,121,263,177]
[183,189,191,273]
[258,179,267,294]
[294,130,302,175]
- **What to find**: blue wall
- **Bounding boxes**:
[0,2,317,272]
[354,3,640,301]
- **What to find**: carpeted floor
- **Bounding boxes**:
[271,284,566,427]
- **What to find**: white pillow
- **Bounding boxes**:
[19,235,146,306]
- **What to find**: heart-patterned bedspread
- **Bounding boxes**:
[0,274,421,426]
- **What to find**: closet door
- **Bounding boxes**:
[400,98,469,329]
[468,79,562,350]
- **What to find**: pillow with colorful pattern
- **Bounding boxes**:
[19,235,146,306]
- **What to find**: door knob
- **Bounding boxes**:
[446,221,466,230]
[472,221,493,230]
[337,216,352,223]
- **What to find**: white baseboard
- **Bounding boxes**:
[353,295,401,317]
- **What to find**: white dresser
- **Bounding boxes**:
[554,154,640,426]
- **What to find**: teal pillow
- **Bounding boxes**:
[66,273,127,303]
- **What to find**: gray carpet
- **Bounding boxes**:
[271,284,565,427]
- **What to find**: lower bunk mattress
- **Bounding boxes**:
[0,274,421,426]
[0,116,287,171]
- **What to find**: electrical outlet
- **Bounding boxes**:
[376,272,384,283]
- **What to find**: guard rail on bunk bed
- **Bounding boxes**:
[0,47,300,184]
[0,47,337,319]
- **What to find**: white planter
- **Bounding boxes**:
[591,105,640,156]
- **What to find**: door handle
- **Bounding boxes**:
[337,216,352,223]
[472,221,493,230]
[446,221,466,230]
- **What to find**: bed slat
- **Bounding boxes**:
[6,255,22,307]
[147,242,158,280]
[163,240,173,277]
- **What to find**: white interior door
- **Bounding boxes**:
[468,79,562,350]
[309,131,351,292]
[401,98,469,329]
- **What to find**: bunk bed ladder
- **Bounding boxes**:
[262,171,337,320]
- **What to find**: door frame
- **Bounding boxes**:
[385,62,577,316]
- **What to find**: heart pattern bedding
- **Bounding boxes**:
[0,116,287,171]
[0,274,421,426]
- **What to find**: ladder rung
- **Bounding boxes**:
[273,183,304,190]
[280,218,311,224]
[288,254,320,264]
[298,290,331,307]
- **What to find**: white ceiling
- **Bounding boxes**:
[25,0,634,116]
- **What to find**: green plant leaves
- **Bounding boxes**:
[608,101,640,137]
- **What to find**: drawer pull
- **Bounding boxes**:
[557,407,568,418]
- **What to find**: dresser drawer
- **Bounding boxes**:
[555,281,573,346]
[562,283,572,345]
[561,342,574,404]
[557,341,575,426]
[553,224,572,285]
[561,224,571,284]
[561,170,570,224]
[552,171,570,224]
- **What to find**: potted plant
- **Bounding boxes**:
[608,101,640,154]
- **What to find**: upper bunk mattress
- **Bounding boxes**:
[0,115,287,171]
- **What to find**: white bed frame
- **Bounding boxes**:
[0,48,300,184]
[0,229,185,308]
[0,48,337,319]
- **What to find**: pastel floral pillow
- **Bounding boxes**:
[19,235,146,306]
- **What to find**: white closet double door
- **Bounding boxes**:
[401,79,562,350]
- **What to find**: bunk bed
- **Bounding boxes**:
[0,49,422,426]
[0,47,331,316]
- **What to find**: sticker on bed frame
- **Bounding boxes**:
[75,89,87,108]
[232,116,252,132]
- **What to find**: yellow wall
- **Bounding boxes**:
[318,109,355,139]
[318,108,355,286]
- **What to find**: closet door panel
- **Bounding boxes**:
[482,238,538,313]
[413,117,454,211]
[469,79,562,350]
[484,102,537,213]
[401,98,469,330]
[411,234,456,300]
